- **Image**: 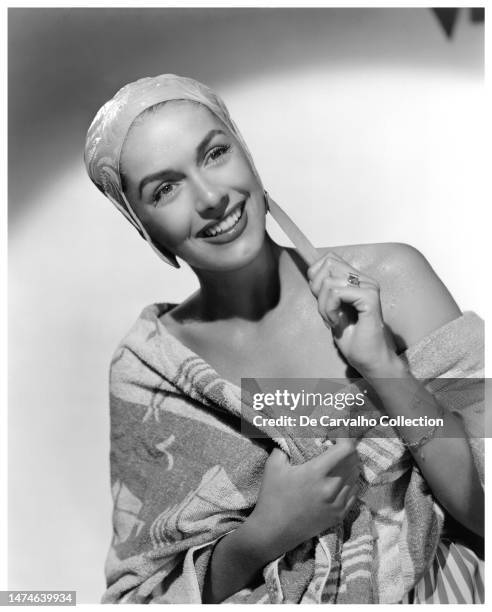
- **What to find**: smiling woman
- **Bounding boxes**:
[119,100,265,270]
[84,74,484,604]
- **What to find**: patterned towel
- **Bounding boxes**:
[102,304,484,604]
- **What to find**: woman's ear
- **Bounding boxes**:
[263,190,271,214]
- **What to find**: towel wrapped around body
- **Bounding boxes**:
[102,304,484,604]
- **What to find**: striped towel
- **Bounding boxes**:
[102,306,484,603]
[403,539,484,604]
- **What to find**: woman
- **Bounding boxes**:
[85,74,484,604]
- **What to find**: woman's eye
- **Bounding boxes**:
[153,183,176,204]
[207,144,231,164]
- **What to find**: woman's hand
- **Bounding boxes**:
[307,251,397,378]
[246,439,360,561]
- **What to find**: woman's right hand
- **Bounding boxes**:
[247,439,360,561]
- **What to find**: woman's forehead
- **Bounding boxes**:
[134,100,225,141]
[121,102,229,171]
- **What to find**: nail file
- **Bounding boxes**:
[266,194,321,266]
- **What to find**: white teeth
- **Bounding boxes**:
[202,206,242,237]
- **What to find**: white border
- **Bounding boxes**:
[2,2,488,609]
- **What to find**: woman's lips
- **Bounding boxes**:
[197,201,244,237]
[198,201,248,244]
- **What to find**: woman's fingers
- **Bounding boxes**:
[314,270,380,319]
[308,251,359,280]
[308,254,378,297]
[307,253,395,378]
[310,437,357,475]
[326,286,381,317]
[331,478,360,516]
[266,446,290,470]
[344,488,360,514]
[317,279,342,327]
[343,478,361,502]
[318,284,377,326]
[308,252,349,284]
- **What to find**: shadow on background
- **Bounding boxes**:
[9,7,483,229]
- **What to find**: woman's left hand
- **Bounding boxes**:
[307,251,398,378]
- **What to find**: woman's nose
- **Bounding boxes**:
[192,174,228,214]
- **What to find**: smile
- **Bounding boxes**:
[198,202,246,238]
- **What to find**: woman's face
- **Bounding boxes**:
[119,101,267,271]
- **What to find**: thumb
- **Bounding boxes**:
[266,446,290,469]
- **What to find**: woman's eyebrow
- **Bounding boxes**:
[138,128,227,197]
[195,128,226,163]
[138,170,181,198]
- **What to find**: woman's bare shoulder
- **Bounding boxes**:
[318,241,419,275]
[318,241,449,285]
[319,242,462,349]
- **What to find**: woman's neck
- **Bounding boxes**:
[191,235,296,322]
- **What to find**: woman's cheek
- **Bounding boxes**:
[227,153,260,189]
[147,205,193,249]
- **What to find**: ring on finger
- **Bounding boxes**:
[346,272,360,287]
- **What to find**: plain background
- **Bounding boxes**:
[8,7,485,602]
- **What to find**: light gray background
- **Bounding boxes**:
[9,7,484,602]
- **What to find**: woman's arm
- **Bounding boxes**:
[202,517,278,604]
[307,244,484,537]
[363,244,483,536]
[363,354,484,537]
